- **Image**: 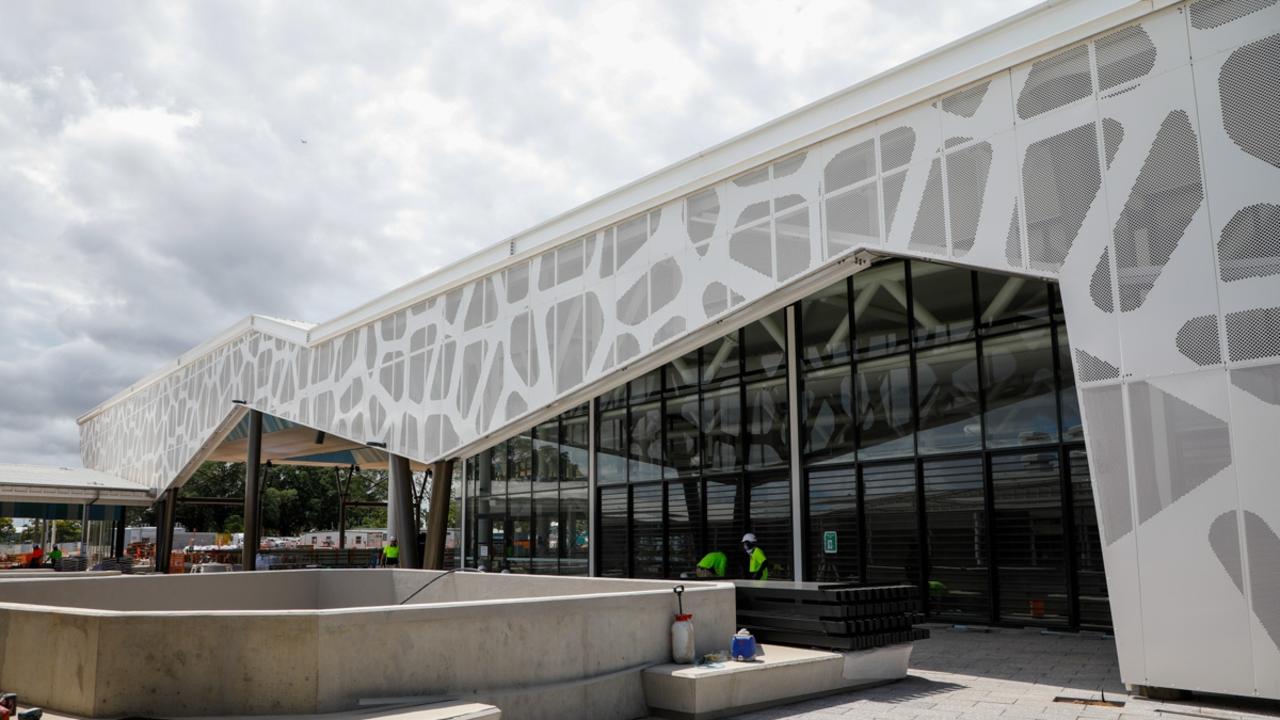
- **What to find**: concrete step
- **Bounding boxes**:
[642,642,913,720]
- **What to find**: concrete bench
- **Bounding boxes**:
[642,642,913,720]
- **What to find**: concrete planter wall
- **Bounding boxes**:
[0,570,735,719]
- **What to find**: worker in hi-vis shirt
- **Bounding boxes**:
[742,533,768,581]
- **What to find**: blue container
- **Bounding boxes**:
[731,631,756,661]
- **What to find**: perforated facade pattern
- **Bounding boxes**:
[79,0,1280,700]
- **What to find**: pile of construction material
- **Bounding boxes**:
[735,581,929,652]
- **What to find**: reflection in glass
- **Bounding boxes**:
[978,274,1049,332]
[705,477,742,559]
[533,420,559,483]
[856,353,914,459]
[703,384,741,472]
[598,486,628,577]
[923,458,989,621]
[1070,450,1110,627]
[632,483,665,578]
[1058,326,1083,442]
[743,310,788,377]
[983,329,1059,448]
[665,393,700,477]
[561,411,589,482]
[853,261,911,357]
[992,453,1068,625]
[597,407,627,484]
[560,482,589,575]
[746,379,789,469]
[801,279,851,369]
[910,263,974,345]
[803,367,855,465]
[749,476,793,579]
[531,490,559,574]
[666,349,700,395]
[701,332,741,383]
[863,463,919,587]
[806,468,858,582]
[507,490,531,573]
[629,400,663,482]
[916,341,982,454]
[667,480,701,578]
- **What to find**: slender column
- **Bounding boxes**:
[156,488,177,573]
[389,454,421,569]
[588,400,598,577]
[786,306,805,580]
[423,460,453,569]
[242,409,263,572]
[113,507,127,558]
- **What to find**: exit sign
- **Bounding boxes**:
[823,531,838,554]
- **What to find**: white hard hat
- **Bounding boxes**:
[741,533,757,544]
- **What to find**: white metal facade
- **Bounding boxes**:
[78,0,1280,699]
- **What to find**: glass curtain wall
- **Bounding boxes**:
[799,258,1105,628]
[463,403,589,574]
[594,309,793,580]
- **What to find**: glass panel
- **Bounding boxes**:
[561,412,589,483]
[748,475,792,579]
[923,457,989,622]
[746,378,789,470]
[910,262,975,345]
[488,440,509,494]
[666,349,700,395]
[702,383,742,472]
[1058,325,1083,442]
[533,420,560,484]
[806,468,858,582]
[598,486,629,577]
[473,493,505,572]
[664,392,700,477]
[631,368,663,402]
[629,400,663,482]
[853,261,911,357]
[705,477,743,571]
[916,341,982,455]
[632,483,665,578]
[667,480,702,578]
[983,328,1059,448]
[597,407,628,485]
[509,433,533,485]
[863,463,920,588]
[743,310,788,377]
[801,279,851,369]
[507,488,531,573]
[599,384,627,411]
[701,332,741,383]
[560,482,589,576]
[531,490,559,574]
[803,366,856,466]
[855,352,915,460]
[991,452,1069,625]
[977,273,1049,332]
[1070,449,1111,628]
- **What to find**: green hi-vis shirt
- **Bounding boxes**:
[696,551,728,577]
[383,545,399,559]
[748,547,768,581]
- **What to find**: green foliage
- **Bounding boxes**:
[174,462,389,537]
[0,518,17,544]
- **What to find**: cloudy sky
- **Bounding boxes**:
[0,1,1035,467]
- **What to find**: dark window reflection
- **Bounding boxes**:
[703,384,742,472]
[978,274,1049,332]
[923,458,989,621]
[746,379,789,469]
[910,263,975,346]
[743,309,788,377]
[1058,325,1083,442]
[629,400,663,482]
[802,279,851,369]
[531,490,559,574]
[665,393,700,477]
[853,261,911,357]
[597,407,627,484]
[748,476,793,579]
[863,462,919,587]
[803,367,856,465]
[806,468,858,582]
[992,452,1068,625]
[983,328,1059,448]
[916,341,982,454]
[632,483,665,578]
[598,487,629,577]
[856,353,915,459]
[667,480,702,578]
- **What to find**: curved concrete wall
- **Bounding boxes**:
[0,571,734,718]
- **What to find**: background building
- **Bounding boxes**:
[78,0,1280,701]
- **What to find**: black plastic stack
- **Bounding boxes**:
[735,581,930,651]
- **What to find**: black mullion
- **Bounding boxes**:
[971,270,987,450]
[983,451,999,626]
[738,327,748,472]
[856,463,867,584]
[903,261,928,610]
[1048,295,1079,627]
[914,456,928,614]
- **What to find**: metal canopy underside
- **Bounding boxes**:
[203,414,429,471]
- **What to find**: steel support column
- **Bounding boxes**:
[156,488,177,573]
[113,508,127,558]
[389,454,420,569]
[423,459,453,570]
[242,409,263,572]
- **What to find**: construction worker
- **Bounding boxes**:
[694,550,728,578]
[49,545,63,570]
[742,533,768,581]
[382,538,400,567]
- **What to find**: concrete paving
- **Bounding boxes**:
[717,625,1280,720]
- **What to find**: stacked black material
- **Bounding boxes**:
[735,581,930,652]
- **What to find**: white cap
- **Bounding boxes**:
[741,533,757,544]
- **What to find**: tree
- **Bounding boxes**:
[0,518,18,544]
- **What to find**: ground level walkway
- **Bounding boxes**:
[723,624,1280,720]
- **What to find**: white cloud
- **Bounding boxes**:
[0,0,1036,467]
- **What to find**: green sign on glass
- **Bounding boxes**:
[823,530,837,554]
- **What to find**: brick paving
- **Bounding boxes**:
[727,624,1280,720]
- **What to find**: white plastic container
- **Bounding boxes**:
[671,613,696,664]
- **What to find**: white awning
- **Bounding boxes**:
[0,464,157,506]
